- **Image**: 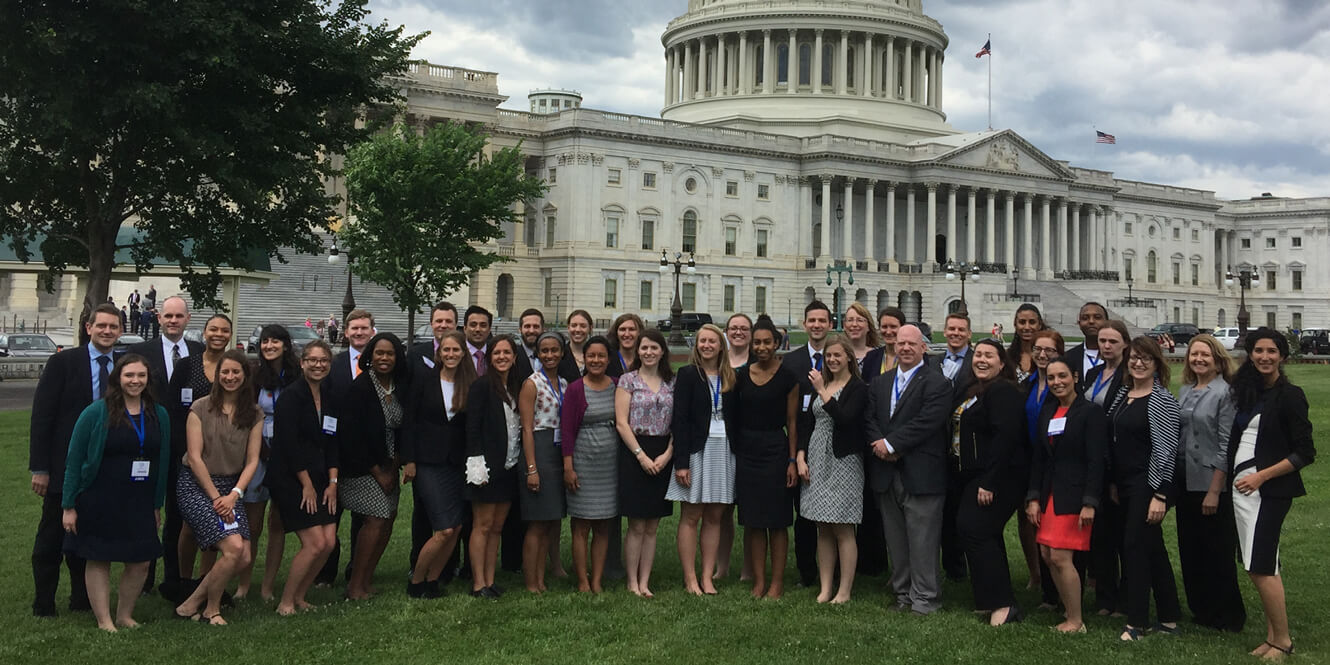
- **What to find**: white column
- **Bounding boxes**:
[683,42,694,101]
[717,34,728,96]
[665,48,675,106]
[738,32,749,95]
[820,175,832,260]
[885,36,896,99]
[936,53,943,110]
[1070,203,1081,271]
[763,30,773,94]
[1040,196,1052,275]
[1088,206,1099,271]
[1059,199,1070,272]
[966,188,977,262]
[926,183,938,265]
[843,179,854,260]
[1022,194,1034,275]
[812,30,823,94]
[946,185,957,262]
[697,37,708,97]
[801,178,813,259]
[787,29,797,94]
[1004,192,1015,268]
[1219,227,1229,274]
[863,33,874,97]
[902,40,913,102]
[905,186,917,263]
[927,48,936,106]
[837,31,849,95]
[984,189,996,263]
[865,180,877,263]
[885,182,897,264]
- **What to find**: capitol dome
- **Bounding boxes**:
[661,0,956,142]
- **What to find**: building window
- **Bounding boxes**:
[798,43,811,85]
[639,281,653,310]
[544,276,554,307]
[1292,312,1303,331]
[524,215,537,246]
[755,285,768,314]
[685,177,698,194]
[1147,251,1157,283]
[1293,270,1303,291]
[756,229,769,258]
[846,46,855,85]
[1191,263,1199,286]
[1293,236,1303,248]
[682,283,697,310]
[1266,311,1276,329]
[1173,228,1180,240]
[1124,257,1134,281]
[1240,238,1251,249]
[776,44,789,84]
[1265,237,1276,249]
[643,172,656,189]
[608,168,621,185]
[605,215,619,248]
[682,211,698,253]
[726,181,738,197]
[1192,307,1199,326]
[755,45,765,85]
[545,215,556,248]
[604,279,618,308]
[822,44,834,85]
[641,219,655,251]
[725,227,737,256]
[1191,229,1200,242]
[1172,262,1180,285]
[757,184,770,200]
[1124,222,1133,235]
[723,284,736,311]
[1173,306,1181,322]
[547,167,557,184]
[1266,270,1277,290]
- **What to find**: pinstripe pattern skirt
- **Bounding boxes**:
[566,386,619,520]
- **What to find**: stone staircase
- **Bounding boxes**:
[977,278,1143,340]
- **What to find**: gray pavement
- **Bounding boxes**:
[0,379,37,412]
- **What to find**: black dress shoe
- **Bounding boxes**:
[469,587,499,599]
[32,604,57,618]
[424,580,445,599]
[489,584,505,596]
[406,581,429,599]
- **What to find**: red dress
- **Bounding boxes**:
[1035,406,1093,551]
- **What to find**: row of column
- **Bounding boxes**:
[665,29,942,108]
[800,177,1117,275]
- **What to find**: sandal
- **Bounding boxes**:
[1119,625,1145,642]
[1264,642,1294,660]
[201,612,228,626]
[1150,622,1179,636]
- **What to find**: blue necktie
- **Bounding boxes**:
[96,355,111,398]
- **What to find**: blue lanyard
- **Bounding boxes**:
[126,408,147,457]
[894,368,913,404]
[618,352,629,372]
[1086,352,1102,369]
[1091,368,1113,401]
[541,368,564,407]
[711,375,722,412]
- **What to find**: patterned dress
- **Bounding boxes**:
[338,378,404,519]
[617,371,675,518]
[799,388,864,524]
[521,371,568,521]
[566,383,618,520]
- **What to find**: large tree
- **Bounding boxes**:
[0,0,424,326]
[341,122,546,345]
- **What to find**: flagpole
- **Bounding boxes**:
[986,33,992,130]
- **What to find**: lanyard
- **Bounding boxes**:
[1085,352,1102,370]
[126,408,147,457]
[711,375,722,412]
[880,351,895,376]
[894,367,914,404]
[618,352,629,372]
[541,368,564,408]
[1091,368,1113,401]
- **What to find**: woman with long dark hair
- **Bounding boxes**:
[465,335,524,598]
[565,310,593,374]
[173,349,263,625]
[337,332,410,600]
[606,313,644,378]
[1007,304,1047,383]
[1229,329,1315,661]
[954,339,1028,625]
[238,324,301,600]
[61,354,171,631]
[616,328,675,597]
[1021,329,1062,603]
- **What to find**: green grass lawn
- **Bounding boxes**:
[3,369,1326,664]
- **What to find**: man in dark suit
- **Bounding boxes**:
[407,301,458,376]
[864,324,952,614]
[1062,302,1108,392]
[463,305,492,376]
[28,303,123,616]
[935,313,974,581]
[512,308,544,382]
[315,308,376,585]
[127,295,203,594]
[781,300,832,587]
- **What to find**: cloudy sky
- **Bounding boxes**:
[367,0,1330,201]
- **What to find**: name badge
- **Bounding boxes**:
[962,396,978,410]
[130,459,151,482]
[262,420,274,439]
[219,517,240,531]
[421,357,435,369]
[553,428,562,444]
[322,415,338,435]
[802,394,812,411]
[180,388,194,406]
[1048,417,1067,436]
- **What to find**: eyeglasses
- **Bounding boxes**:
[302,358,331,366]
[1031,346,1059,356]
[1127,356,1154,366]
[727,326,750,332]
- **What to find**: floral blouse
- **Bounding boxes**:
[528,371,567,432]
[619,370,675,437]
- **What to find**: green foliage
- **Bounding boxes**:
[340,122,546,343]
[0,0,424,313]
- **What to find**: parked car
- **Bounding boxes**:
[1147,323,1200,350]
[909,321,933,340]
[656,312,713,332]
[1212,327,1241,350]
[1299,329,1330,355]
[0,333,59,358]
[246,324,322,353]
[114,334,146,352]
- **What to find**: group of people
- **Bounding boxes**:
[29,297,1314,661]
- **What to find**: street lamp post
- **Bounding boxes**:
[1126,276,1135,305]
[1010,266,1020,297]
[945,260,981,316]
[328,237,355,347]
[826,264,854,330]
[1225,265,1259,343]
[659,249,696,348]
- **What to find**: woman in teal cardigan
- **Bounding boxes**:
[61,354,171,632]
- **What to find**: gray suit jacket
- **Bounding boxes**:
[863,362,952,496]
[1178,377,1235,493]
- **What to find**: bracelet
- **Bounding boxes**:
[526,469,538,476]
[788,457,797,464]
[1152,493,1167,501]
[230,486,244,497]
[330,477,338,484]
[632,447,644,456]
[527,464,537,470]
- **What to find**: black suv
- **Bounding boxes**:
[1299,330,1330,355]
[1148,323,1200,349]
[656,313,713,332]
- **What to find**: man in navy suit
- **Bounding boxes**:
[781,300,832,587]
[935,313,974,581]
[29,303,123,616]
[864,324,952,614]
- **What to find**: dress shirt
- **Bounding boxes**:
[88,343,114,398]
[349,346,362,379]
[468,341,487,375]
[523,343,539,367]
[160,335,189,382]
[882,360,924,454]
[806,342,824,371]
[942,346,968,381]
[1082,348,1102,378]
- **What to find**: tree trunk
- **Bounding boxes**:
[406,308,415,347]
[78,219,119,345]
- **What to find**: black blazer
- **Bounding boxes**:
[781,345,817,439]
[326,349,359,399]
[1063,343,1091,392]
[335,373,399,477]
[955,380,1027,490]
[1027,396,1108,515]
[406,341,436,384]
[165,353,213,459]
[670,364,739,470]
[555,349,582,384]
[1227,381,1316,499]
[269,379,339,490]
[797,376,868,458]
[933,346,976,405]
[402,371,467,467]
[127,337,204,402]
[861,346,895,383]
[465,375,515,474]
[863,362,953,495]
[512,343,539,383]
[1081,362,1124,408]
[29,345,118,490]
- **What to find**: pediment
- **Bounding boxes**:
[931,131,1075,180]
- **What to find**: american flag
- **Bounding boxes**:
[1095,130,1117,144]
[975,39,991,58]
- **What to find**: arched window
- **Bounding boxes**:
[776,44,789,84]
[1147,250,1158,283]
[682,210,698,253]
[822,43,835,85]
[798,43,811,85]
[812,222,822,257]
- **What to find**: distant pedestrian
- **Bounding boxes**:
[145,285,157,310]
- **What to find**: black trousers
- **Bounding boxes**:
[1176,490,1246,631]
[956,472,1021,610]
[941,466,968,579]
[1121,488,1181,628]
[1090,487,1125,613]
[32,491,88,612]
[856,482,887,575]
[500,481,526,572]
